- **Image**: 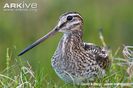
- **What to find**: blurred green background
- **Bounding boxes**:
[0,0,133,84]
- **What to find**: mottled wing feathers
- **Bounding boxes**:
[83,42,110,69]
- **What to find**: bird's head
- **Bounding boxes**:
[57,12,83,33]
[18,12,83,56]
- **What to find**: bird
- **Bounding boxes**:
[18,12,110,84]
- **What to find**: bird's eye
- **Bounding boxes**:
[67,16,73,21]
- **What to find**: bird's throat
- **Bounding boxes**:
[60,31,83,55]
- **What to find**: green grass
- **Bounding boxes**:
[0,35,133,88]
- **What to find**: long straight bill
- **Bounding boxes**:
[18,27,59,56]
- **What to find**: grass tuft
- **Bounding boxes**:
[0,40,133,87]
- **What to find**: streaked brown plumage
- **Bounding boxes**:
[18,12,110,84]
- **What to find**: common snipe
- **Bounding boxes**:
[18,12,110,84]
